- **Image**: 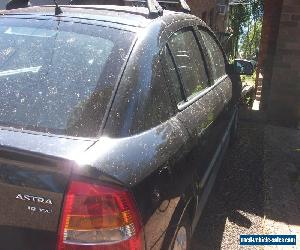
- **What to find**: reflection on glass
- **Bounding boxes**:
[0,66,41,77]
[0,18,134,137]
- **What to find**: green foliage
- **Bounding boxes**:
[227,5,250,59]
[240,20,262,60]
[241,73,256,86]
[227,0,264,60]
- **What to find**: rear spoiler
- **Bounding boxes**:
[6,0,191,17]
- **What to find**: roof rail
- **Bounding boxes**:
[145,0,164,17]
[69,0,163,17]
[124,0,191,15]
[121,0,164,17]
[5,0,191,18]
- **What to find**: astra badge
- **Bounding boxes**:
[16,194,53,205]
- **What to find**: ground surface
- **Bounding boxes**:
[263,125,300,250]
[191,110,300,250]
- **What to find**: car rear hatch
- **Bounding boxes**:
[0,11,137,250]
[0,129,95,250]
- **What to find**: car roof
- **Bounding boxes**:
[0,5,193,30]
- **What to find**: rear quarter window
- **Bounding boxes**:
[130,59,174,134]
[162,46,185,105]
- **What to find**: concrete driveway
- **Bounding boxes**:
[191,109,300,249]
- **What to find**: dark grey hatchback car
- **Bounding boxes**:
[0,1,253,249]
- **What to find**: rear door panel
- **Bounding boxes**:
[163,26,224,183]
[196,27,235,133]
[175,88,223,176]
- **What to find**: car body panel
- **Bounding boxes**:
[101,14,237,249]
[0,146,72,250]
[0,128,96,159]
[0,5,241,250]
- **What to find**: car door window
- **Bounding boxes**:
[198,29,226,81]
[168,28,209,100]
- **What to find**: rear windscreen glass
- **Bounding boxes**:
[0,18,134,137]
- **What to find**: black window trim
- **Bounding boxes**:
[177,25,230,110]
[165,26,215,111]
[177,26,231,110]
[159,53,180,115]
[197,25,229,83]
[169,27,211,99]
[178,74,228,110]
[165,43,187,102]
[191,26,213,87]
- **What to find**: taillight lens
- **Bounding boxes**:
[57,180,143,250]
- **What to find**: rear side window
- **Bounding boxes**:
[168,28,209,99]
[0,18,134,137]
[198,29,226,81]
[162,47,185,104]
[129,59,174,135]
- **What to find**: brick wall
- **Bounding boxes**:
[188,0,218,29]
[188,0,216,18]
[257,0,283,107]
[266,0,300,127]
[187,0,229,39]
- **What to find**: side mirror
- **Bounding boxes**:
[233,59,254,75]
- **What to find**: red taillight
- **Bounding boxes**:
[57,180,143,250]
